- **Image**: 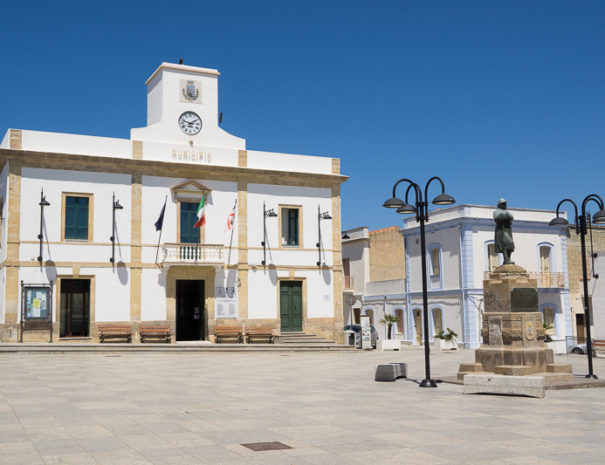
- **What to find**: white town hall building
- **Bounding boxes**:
[0,62,346,343]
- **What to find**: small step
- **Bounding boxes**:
[274,332,336,344]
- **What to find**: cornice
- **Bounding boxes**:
[0,148,348,187]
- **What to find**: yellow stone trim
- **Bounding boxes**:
[238,150,247,168]
[331,184,344,343]
[276,277,307,332]
[248,246,334,252]
[237,181,248,319]
[4,267,19,326]
[176,200,203,244]
[61,192,94,242]
[331,158,340,175]
[7,162,21,261]
[55,275,96,336]
[237,269,248,321]
[132,140,143,159]
[277,204,303,249]
[9,130,22,150]
[165,266,215,340]
[0,149,348,189]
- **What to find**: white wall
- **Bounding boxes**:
[20,168,132,264]
[247,268,334,321]
[247,183,333,267]
[141,176,238,254]
[141,268,167,321]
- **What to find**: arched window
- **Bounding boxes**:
[431,307,443,337]
[539,245,552,273]
[427,244,443,289]
[541,305,556,337]
[395,308,404,334]
[485,240,500,271]
[412,308,422,345]
[364,308,375,326]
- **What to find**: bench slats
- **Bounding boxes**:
[139,326,171,344]
[98,324,132,343]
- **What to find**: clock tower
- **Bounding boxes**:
[131,62,245,149]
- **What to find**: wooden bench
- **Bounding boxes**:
[139,326,171,343]
[98,324,132,343]
[214,326,243,343]
[245,327,274,344]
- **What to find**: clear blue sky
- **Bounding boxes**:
[1,1,604,230]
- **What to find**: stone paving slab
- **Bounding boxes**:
[0,348,604,464]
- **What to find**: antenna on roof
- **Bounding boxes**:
[219,112,223,124]
[178,58,183,64]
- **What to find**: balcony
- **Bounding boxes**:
[161,243,225,266]
[533,272,565,288]
[483,271,565,288]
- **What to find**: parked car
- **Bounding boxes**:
[567,336,596,356]
[344,324,379,349]
[570,343,596,356]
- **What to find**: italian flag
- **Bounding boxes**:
[193,194,206,228]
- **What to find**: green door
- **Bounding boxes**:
[280,281,303,332]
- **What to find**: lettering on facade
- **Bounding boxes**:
[172,149,212,163]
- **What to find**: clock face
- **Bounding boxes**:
[178,111,202,135]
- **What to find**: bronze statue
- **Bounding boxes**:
[494,198,514,264]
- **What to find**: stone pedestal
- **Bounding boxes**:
[458,264,572,380]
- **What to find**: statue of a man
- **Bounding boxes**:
[494,198,514,265]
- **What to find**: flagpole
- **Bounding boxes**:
[155,195,167,264]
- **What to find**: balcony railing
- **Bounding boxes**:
[161,243,225,265]
[484,271,565,288]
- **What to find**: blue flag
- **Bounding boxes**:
[155,197,167,231]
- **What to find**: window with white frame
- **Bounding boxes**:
[487,243,499,271]
[432,307,443,337]
[430,248,441,277]
[542,306,556,336]
[395,309,404,334]
[539,245,551,273]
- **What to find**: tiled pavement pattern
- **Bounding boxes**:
[0,348,604,465]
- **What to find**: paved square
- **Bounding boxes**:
[0,348,603,464]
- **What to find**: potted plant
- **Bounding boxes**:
[380,313,399,340]
[435,327,458,350]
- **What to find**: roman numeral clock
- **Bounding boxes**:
[178,111,202,135]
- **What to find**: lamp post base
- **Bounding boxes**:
[419,379,438,388]
[585,374,599,379]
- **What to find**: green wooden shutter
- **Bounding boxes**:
[65,196,89,240]
[287,209,299,246]
[180,202,200,243]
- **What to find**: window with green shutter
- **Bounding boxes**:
[281,207,300,246]
[65,196,90,240]
[180,202,200,243]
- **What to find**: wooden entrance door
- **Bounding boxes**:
[60,279,90,337]
[280,281,302,332]
[176,280,204,341]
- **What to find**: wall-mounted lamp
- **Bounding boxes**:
[316,205,332,266]
[262,202,277,265]
[110,193,123,264]
[37,189,50,264]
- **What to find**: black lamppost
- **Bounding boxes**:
[37,189,50,264]
[383,176,455,388]
[261,202,277,265]
[549,194,605,379]
[316,205,332,266]
[110,193,123,264]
